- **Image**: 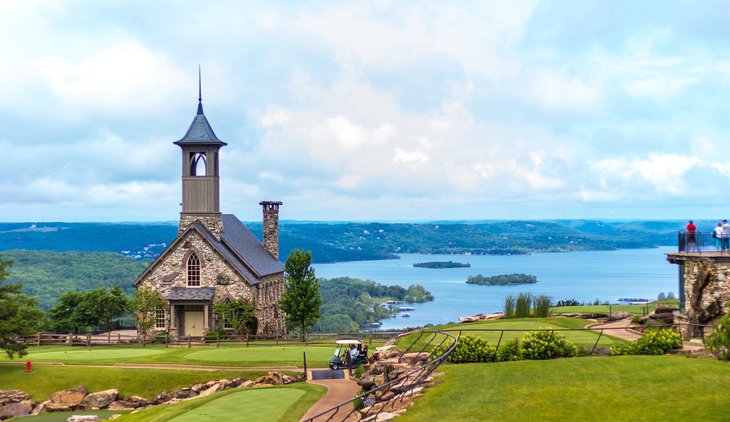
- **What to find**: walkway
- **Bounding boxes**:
[589,318,707,353]
[300,369,360,422]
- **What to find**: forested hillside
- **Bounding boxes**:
[0,219,686,264]
[2,250,147,309]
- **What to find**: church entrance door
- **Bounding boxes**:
[183,305,205,337]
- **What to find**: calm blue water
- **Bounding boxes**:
[313,247,678,330]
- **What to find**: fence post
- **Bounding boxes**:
[86,333,91,347]
[118,332,121,344]
[188,335,191,348]
[609,304,612,317]
[36,333,41,346]
[216,334,220,348]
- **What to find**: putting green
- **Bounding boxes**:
[170,389,305,421]
[184,346,332,364]
[27,348,166,361]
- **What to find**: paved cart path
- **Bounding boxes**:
[589,318,706,352]
[300,369,360,422]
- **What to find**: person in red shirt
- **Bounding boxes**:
[686,220,697,252]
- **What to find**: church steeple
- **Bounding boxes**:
[175,72,227,236]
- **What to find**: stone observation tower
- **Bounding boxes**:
[134,74,287,338]
[667,244,730,338]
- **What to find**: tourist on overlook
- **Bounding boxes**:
[714,223,724,251]
[686,220,697,252]
[722,220,730,252]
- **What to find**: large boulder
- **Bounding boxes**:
[81,389,118,409]
[67,415,99,422]
[108,401,141,410]
[48,385,87,411]
[0,400,33,420]
[0,390,30,406]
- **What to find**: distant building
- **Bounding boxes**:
[133,86,286,338]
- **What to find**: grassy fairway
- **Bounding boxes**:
[117,384,325,422]
[400,356,730,421]
[1,344,335,367]
[399,317,625,350]
[0,365,271,401]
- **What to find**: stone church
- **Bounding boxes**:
[134,88,287,338]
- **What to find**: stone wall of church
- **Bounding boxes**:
[255,273,287,337]
[178,214,224,238]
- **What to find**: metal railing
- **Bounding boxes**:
[677,231,728,254]
[304,330,458,421]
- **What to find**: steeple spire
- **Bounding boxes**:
[197,65,203,115]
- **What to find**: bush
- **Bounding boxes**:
[437,335,495,363]
[496,338,522,362]
[154,331,168,344]
[705,308,730,361]
[611,328,682,355]
[515,293,532,318]
[533,295,552,318]
[555,299,580,307]
[204,328,228,341]
[353,366,365,378]
[504,295,515,319]
[519,330,579,360]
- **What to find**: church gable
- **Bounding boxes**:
[136,228,255,304]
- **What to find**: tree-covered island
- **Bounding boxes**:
[413,261,470,268]
[466,273,538,286]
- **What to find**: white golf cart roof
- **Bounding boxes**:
[335,339,363,345]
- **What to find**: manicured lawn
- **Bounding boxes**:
[21,410,128,421]
[399,317,625,350]
[117,384,325,422]
[400,356,730,421]
[0,365,272,401]
[1,344,336,367]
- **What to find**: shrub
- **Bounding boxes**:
[519,330,579,360]
[705,308,730,361]
[504,295,515,319]
[533,295,552,318]
[515,293,532,318]
[154,331,168,344]
[555,299,580,307]
[438,335,495,363]
[496,338,522,362]
[611,328,682,355]
[204,328,228,341]
[630,315,641,324]
[353,366,365,378]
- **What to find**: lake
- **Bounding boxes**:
[313,247,678,330]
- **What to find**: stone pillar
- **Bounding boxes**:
[259,201,283,259]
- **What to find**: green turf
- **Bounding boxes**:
[20,410,128,421]
[0,365,271,401]
[2,344,336,367]
[399,356,730,421]
[117,384,325,422]
[398,317,625,351]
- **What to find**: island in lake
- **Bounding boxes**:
[413,261,471,269]
[466,273,538,285]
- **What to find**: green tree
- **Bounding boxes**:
[213,299,257,336]
[280,249,322,342]
[133,287,165,347]
[706,305,730,361]
[79,286,130,332]
[49,291,88,333]
[0,255,46,358]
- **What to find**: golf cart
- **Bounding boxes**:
[329,339,368,370]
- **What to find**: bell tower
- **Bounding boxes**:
[174,71,227,237]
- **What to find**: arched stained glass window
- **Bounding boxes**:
[187,254,201,287]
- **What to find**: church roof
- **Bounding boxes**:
[165,287,216,301]
[220,214,284,276]
[173,100,227,146]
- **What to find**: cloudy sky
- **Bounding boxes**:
[1,0,729,222]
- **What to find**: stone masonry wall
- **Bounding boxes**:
[680,258,730,337]
[178,214,224,238]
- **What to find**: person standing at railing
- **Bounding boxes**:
[722,220,730,252]
[686,220,697,252]
[714,223,723,251]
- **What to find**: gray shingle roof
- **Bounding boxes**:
[165,287,216,301]
[173,102,227,146]
[220,214,284,277]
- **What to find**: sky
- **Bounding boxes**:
[1,0,729,222]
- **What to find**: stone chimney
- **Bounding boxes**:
[260,201,283,259]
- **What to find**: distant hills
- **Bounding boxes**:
[0,219,688,264]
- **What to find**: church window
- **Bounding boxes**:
[155,307,166,328]
[187,254,201,287]
[191,152,207,176]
